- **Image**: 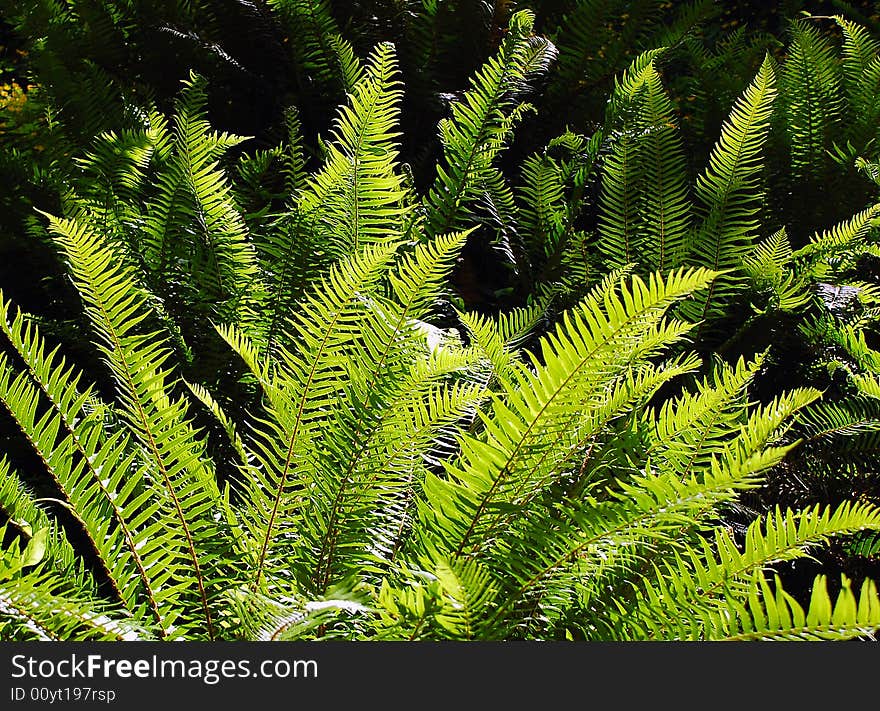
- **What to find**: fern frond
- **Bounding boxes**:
[742,228,811,312]
[140,73,262,329]
[298,42,409,254]
[782,20,844,179]
[0,300,175,633]
[834,15,880,149]
[0,567,144,642]
[683,55,777,325]
[424,10,555,239]
[421,268,716,561]
[240,241,400,591]
[646,354,763,480]
[599,56,690,273]
[42,212,232,640]
[628,500,880,639]
[268,0,358,96]
[791,204,880,276]
[458,300,548,388]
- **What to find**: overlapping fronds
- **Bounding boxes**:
[0,461,146,642]
[645,354,764,480]
[420,268,716,561]
[548,0,666,109]
[3,11,880,645]
[139,73,262,329]
[251,43,412,355]
[0,297,172,633]
[742,229,811,312]
[41,212,233,639]
[228,227,481,597]
[518,131,601,289]
[791,204,880,276]
[267,0,360,97]
[794,395,880,472]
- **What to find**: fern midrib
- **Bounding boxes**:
[184,150,232,302]
[310,234,462,588]
[9,347,167,633]
[0,589,63,641]
[676,393,741,482]
[491,493,665,624]
[152,170,189,280]
[644,93,683,272]
[253,306,344,590]
[453,297,674,559]
[803,417,880,444]
[264,213,306,357]
[523,359,691,494]
[796,43,816,167]
[476,360,674,547]
[644,391,719,458]
[88,281,215,640]
[608,135,636,266]
[346,72,385,252]
[652,131,669,272]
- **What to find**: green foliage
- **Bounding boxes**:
[2,1,880,643]
[3,237,879,638]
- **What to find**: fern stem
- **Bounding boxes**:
[254,308,344,590]
[90,293,216,640]
[453,297,672,558]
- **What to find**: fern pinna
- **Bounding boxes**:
[2,9,880,642]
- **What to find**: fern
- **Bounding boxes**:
[835,15,880,152]
[598,53,691,273]
[424,10,556,241]
[141,73,262,329]
[630,503,880,640]
[683,55,778,326]
[268,0,360,98]
[781,20,844,181]
[3,12,880,645]
[41,213,234,640]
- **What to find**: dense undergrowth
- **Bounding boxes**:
[1,1,880,640]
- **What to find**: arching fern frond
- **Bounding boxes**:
[630,502,880,640]
[790,204,880,277]
[420,268,717,562]
[41,212,233,640]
